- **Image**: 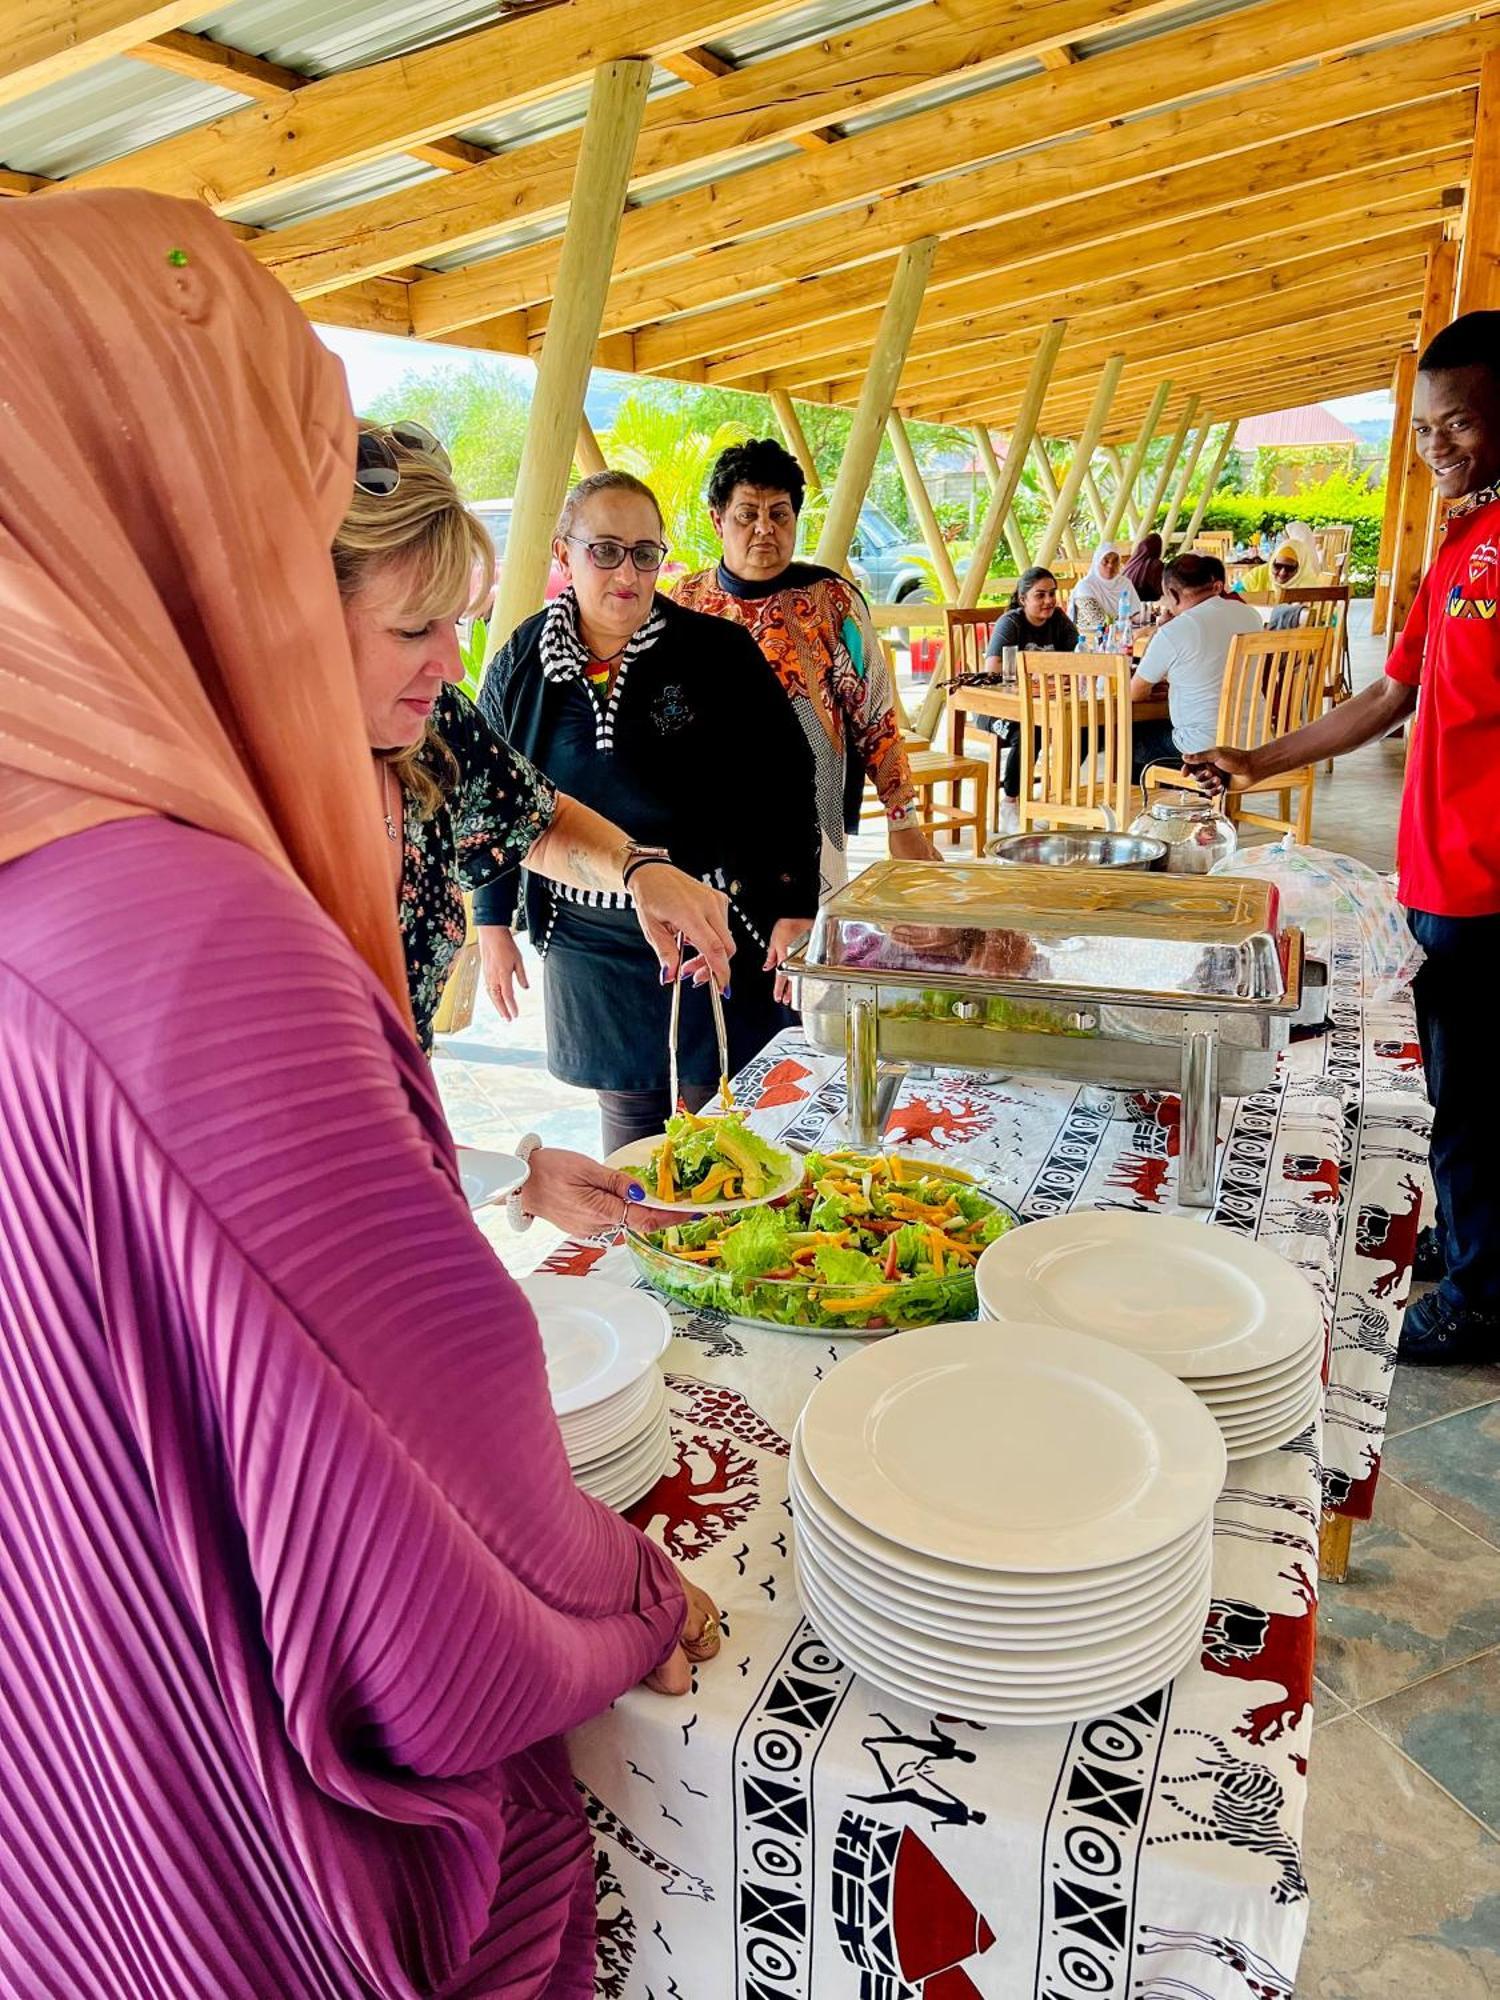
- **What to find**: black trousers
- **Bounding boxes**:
[1408,908,1500,1318]
[598,1081,715,1158]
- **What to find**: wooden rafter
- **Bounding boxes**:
[1,3,202,106]
[409,5,1494,340]
[626,119,1468,375]
[61,0,796,209]
[251,0,1182,300]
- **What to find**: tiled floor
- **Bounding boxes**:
[432,603,1499,1994]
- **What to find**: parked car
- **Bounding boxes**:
[470,498,569,607]
[848,502,941,607]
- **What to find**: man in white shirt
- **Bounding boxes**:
[1130,552,1263,776]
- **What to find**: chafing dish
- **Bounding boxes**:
[785,862,1302,1208]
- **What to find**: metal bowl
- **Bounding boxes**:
[984,831,1169,870]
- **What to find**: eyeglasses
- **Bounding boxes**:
[354,421,452,496]
[564,535,668,573]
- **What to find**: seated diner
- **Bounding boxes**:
[1130,551,1263,777]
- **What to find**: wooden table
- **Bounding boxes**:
[944,680,1173,834]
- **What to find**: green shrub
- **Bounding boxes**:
[1152,478,1387,596]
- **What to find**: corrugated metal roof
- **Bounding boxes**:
[712,0,923,66]
[457,67,684,154]
[1075,0,1261,59]
[0,57,244,177]
[236,154,446,229]
[191,0,508,77]
[1235,406,1364,447]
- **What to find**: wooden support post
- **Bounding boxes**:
[1372,349,1417,631]
[1104,380,1171,544]
[771,387,822,496]
[1082,466,1110,539]
[1139,394,1200,542]
[1162,413,1216,548]
[888,412,959,600]
[1035,356,1125,570]
[815,237,937,572]
[1389,237,1458,638]
[575,412,607,478]
[490,59,650,650]
[1319,1509,1354,1586]
[1181,420,1237,548]
[1030,440,1082,564]
[958,320,1067,610]
[1457,47,1500,316]
[972,424,1031,568]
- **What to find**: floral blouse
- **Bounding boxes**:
[397,684,557,1048]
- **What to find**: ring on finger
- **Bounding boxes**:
[694,1614,721,1645]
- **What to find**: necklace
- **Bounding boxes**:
[381,761,401,841]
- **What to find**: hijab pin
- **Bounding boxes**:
[166,248,190,268]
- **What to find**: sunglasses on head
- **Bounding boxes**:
[354,421,452,496]
[564,534,668,573]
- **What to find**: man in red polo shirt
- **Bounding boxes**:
[1188,312,1500,1364]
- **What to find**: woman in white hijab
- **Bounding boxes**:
[1071,543,1143,635]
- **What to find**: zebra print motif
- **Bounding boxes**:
[1152,1730,1308,1906]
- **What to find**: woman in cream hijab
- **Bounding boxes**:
[0,191,718,1999]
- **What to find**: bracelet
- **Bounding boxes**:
[506,1132,543,1233]
[622,852,672,890]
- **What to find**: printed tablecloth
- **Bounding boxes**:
[553,926,1425,1999]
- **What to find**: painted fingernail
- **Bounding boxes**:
[626,1181,647,1202]
[722,984,732,999]
[659,966,671,985]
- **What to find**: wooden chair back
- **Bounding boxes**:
[1216,626,1331,758]
[1192,530,1235,562]
[1313,525,1352,577]
[1275,582,1349,631]
[1017,651,1134,831]
[942,606,998,681]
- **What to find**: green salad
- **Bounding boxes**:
[643,1109,793,1204]
[631,1149,1017,1331]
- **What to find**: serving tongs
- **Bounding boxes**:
[666,931,733,1114]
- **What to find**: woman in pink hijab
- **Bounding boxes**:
[0,191,717,1997]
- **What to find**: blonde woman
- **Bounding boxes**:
[337,424,741,1222]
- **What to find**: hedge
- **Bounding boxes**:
[1151,493,1385,597]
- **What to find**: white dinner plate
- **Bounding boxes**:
[1197,1351,1323,1412]
[558,1371,662,1455]
[797,1537,1211,1682]
[1213,1375,1324,1432]
[799,1321,1226,1573]
[796,1502,1214,1644]
[789,1428,1210,1602]
[1184,1334,1327,1395]
[1220,1390,1322,1454]
[521,1275,671,1416]
[583,1430,674,1510]
[566,1381,669,1471]
[605,1123,802,1213]
[975,1211,1322,1378]
[795,1570,1207,1726]
[454,1145,529,1209]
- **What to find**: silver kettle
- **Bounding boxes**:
[1128,793,1238,875]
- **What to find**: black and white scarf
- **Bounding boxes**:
[537,587,666,753]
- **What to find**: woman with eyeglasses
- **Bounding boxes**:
[473,469,821,1154]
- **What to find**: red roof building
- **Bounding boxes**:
[1234,406,1363,448]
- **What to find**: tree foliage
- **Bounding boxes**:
[365,360,531,500]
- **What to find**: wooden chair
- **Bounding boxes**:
[1313,524,1352,580]
[862,638,991,854]
[1192,531,1235,562]
[1221,626,1332,841]
[1016,651,1134,832]
[1273,582,1352,769]
[938,605,1003,814]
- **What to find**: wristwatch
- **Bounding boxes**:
[621,842,673,890]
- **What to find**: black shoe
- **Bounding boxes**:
[1412,1226,1447,1286]
[1398,1287,1500,1366]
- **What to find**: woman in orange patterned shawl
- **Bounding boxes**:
[674,438,930,893]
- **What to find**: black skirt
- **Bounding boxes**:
[542,899,793,1092]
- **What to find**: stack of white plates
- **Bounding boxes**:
[521,1276,674,1510]
[791,1321,1226,1725]
[976,1211,1324,1459]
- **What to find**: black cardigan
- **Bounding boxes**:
[471,594,821,937]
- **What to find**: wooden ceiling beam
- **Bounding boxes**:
[252,0,1181,300]
[627,116,1468,374]
[414,6,1495,339]
[126,28,300,101]
[791,233,1438,401]
[895,283,1424,417]
[59,0,794,209]
[0,2,203,106]
[920,314,1417,425]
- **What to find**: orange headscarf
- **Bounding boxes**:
[0,189,410,1021]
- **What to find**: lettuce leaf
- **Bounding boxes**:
[718,1205,793,1276]
[813,1245,885,1286]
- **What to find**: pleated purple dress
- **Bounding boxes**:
[0,818,684,1999]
